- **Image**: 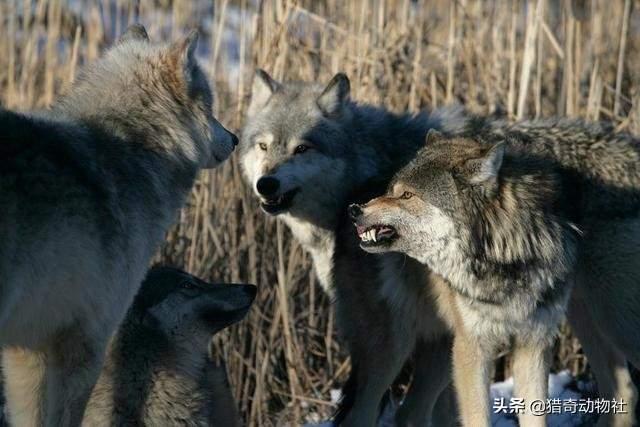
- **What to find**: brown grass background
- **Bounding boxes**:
[1,0,639,425]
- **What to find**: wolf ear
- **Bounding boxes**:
[425,129,443,144]
[118,24,149,44]
[247,69,279,116]
[169,30,199,79]
[465,142,505,184]
[317,73,350,117]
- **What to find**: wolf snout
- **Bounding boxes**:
[229,132,239,147]
[221,126,238,149]
[240,284,258,302]
[348,204,363,221]
[256,176,280,196]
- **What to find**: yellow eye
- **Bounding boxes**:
[294,145,309,155]
[399,191,414,200]
[259,143,267,151]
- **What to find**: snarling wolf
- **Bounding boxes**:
[240,69,466,426]
[0,25,236,426]
[83,266,255,426]
[353,118,640,426]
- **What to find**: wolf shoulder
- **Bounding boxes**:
[0,109,115,205]
[481,117,640,219]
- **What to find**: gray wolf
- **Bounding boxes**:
[352,118,640,426]
[83,266,255,426]
[0,24,236,426]
[240,69,465,426]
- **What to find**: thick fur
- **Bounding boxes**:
[0,25,236,426]
[355,117,640,427]
[1,267,252,427]
[240,70,465,426]
[83,266,254,426]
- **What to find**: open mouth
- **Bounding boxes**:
[260,188,299,214]
[356,224,398,247]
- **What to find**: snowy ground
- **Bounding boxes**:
[305,371,602,426]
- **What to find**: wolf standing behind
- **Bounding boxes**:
[240,70,466,426]
[0,25,236,426]
[353,118,640,426]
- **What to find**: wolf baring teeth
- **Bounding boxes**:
[240,69,467,426]
[353,119,640,427]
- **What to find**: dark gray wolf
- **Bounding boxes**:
[352,118,640,426]
[83,266,255,426]
[240,69,465,426]
[0,24,236,426]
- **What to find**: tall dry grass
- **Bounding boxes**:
[1,0,639,425]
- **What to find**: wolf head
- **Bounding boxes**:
[132,266,256,347]
[348,131,468,267]
[240,70,357,226]
[350,131,575,282]
[58,24,237,169]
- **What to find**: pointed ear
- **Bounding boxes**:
[118,24,149,44]
[247,69,279,116]
[425,129,443,144]
[466,142,505,184]
[317,73,350,117]
[169,30,199,79]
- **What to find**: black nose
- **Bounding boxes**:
[230,133,239,146]
[348,204,363,221]
[256,176,280,196]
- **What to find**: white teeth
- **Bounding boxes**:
[359,228,379,243]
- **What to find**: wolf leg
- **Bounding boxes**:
[568,295,637,427]
[339,335,414,427]
[432,384,458,427]
[452,333,491,427]
[395,335,454,427]
[578,219,640,367]
[572,220,640,425]
[512,341,551,427]
[2,347,46,426]
[334,294,415,427]
[41,326,106,427]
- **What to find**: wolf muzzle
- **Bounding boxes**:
[256,176,280,196]
[348,204,363,221]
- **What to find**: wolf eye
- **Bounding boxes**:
[293,145,309,155]
[399,191,414,200]
[258,143,267,151]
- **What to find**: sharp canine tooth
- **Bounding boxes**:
[372,230,377,242]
